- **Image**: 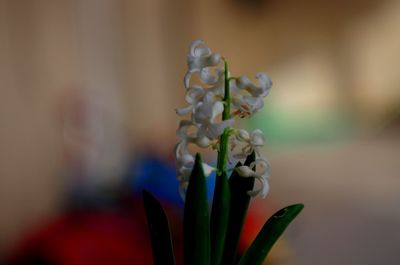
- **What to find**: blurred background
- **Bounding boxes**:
[1,0,400,264]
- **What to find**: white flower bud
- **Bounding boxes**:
[196,136,211,148]
[237,129,250,141]
[236,166,256,178]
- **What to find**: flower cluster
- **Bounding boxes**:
[175,40,272,198]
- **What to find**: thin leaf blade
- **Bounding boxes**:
[184,153,210,265]
[238,204,304,265]
[142,190,176,265]
[210,171,230,265]
[222,152,255,265]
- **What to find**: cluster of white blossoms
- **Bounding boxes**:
[175,40,272,198]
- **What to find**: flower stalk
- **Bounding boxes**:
[210,60,231,265]
[216,59,231,176]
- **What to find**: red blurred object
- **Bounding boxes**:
[5,206,153,265]
[4,195,271,265]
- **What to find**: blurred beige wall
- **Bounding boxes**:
[0,0,195,251]
[0,0,75,251]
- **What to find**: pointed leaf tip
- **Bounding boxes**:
[195,152,201,159]
[184,152,210,265]
[142,190,176,265]
[238,203,304,265]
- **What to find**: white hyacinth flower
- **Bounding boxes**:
[193,92,234,140]
[175,85,207,116]
[237,73,272,97]
[176,120,212,148]
[232,129,266,159]
[176,68,225,116]
[174,140,215,198]
[176,40,273,199]
[230,73,272,117]
[200,67,225,86]
[184,40,222,89]
[230,82,264,117]
[236,158,270,197]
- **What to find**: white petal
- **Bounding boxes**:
[174,140,190,159]
[180,165,193,179]
[184,71,193,89]
[185,86,205,104]
[247,177,269,198]
[237,75,252,90]
[176,105,193,116]
[200,68,218,85]
[193,102,207,123]
[256,72,272,97]
[207,119,234,139]
[236,166,257,178]
[231,93,264,116]
[181,154,194,165]
[189,40,210,57]
[197,125,207,139]
[176,120,195,139]
[232,152,248,159]
[196,136,211,148]
[211,101,224,121]
[250,129,265,146]
[231,94,246,110]
[179,181,189,200]
[193,93,219,123]
[229,78,241,93]
[187,40,221,72]
[237,129,250,141]
[250,158,270,176]
[209,53,221,66]
[245,96,264,112]
[203,91,217,105]
[236,74,271,98]
[202,163,215,176]
[174,141,184,157]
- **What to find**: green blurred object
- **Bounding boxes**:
[251,105,354,147]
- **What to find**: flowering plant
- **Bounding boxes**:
[143,40,303,265]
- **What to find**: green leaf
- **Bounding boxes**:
[222,152,255,265]
[142,190,176,265]
[184,153,210,265]
[210,171,230,265]
[237,204,304,265]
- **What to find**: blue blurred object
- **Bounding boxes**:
[128,153,216,207]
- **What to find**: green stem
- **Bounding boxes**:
[210,60,231,265]
[217,60,231,173]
